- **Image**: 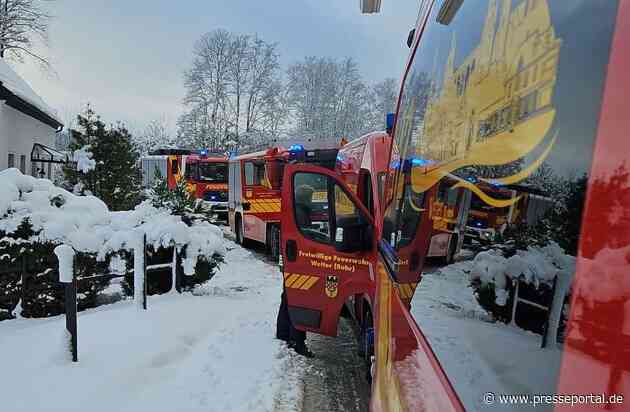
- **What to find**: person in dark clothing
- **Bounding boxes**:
[276,184,315,358]
[276,290,313,357]
[294,184,314,228]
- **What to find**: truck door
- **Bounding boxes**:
[281,163,375,337]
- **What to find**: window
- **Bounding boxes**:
[446,187,458,206]
[171,159,179,175]
[398,189,426,248]
[335,185,357,219]
[244,161,266,186]
[382,1,618,410]
[185,162,197,179]
[244,162,254,185]
[7,153,15,168]
[199,162,228,183]
[293,172,331,243]
[20,155,26,174]
[364,174,374,215]
[377,172,388,205]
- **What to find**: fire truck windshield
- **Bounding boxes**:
[198,162,228,183]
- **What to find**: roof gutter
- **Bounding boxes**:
[0,80,63,130]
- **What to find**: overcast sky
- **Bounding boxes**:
[11,0,420,134]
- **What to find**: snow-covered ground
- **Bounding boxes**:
[411,263,562,412]
[0,242,306,412]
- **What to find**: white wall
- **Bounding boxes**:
[0,102,58,178]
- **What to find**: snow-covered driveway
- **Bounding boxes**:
[0,242,305,412]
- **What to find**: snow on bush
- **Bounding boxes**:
[573,245,630,305]
[72,146,96,173]
[469,242,576,306]
[0,169,226,273]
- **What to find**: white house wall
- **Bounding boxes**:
[0,101,57,178]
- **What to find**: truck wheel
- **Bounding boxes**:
[268,225,280,262]
[445,236,458,265]
[235,215,244,245]
[362,310,374,384]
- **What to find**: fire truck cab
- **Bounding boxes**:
[228,147,288,259]
[284,0,630,410]
[185,151,229,220]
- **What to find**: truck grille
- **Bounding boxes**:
[204,191,228,202]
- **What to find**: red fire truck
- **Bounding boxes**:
[184,151,229,220]
[426,178,554,259]
[282,0,630,410]
[228,147,288,260]
[228,145,339,260]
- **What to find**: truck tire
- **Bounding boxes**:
[235,215,244,246]
[362,310,374,384]
[445,235,458,265]
[267,224,280,262]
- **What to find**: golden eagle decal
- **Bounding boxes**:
[409,0,562,206]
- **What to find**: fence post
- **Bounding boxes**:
[143,234,147,310]
[170,247,178,294]
[54,245,78,362]
[510,279,520,327]
[133,232,147,310]
[541,276,559,349]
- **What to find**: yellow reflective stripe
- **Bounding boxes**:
[283,274,319,290]
[400,284,409,299]
[291,275,309,289]
[300,276,319,290]
[285,274,300,287]
[400,284,414,299]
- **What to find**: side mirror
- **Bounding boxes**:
[334,216,372,253]
[406,28,416,48]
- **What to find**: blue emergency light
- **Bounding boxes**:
[200,149,208,156]
[289,144,305,152]
[386,113,395,132]
[411,157,430,167]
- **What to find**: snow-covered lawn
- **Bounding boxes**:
[0,243,306,412]
[411,264,562,412]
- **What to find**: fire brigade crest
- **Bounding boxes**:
[325,275,338,299]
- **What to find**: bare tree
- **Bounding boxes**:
[286,56,371,141]
[0,0,52,66]
[369,77,398,129]
[178,29,285,150]
[137,117,174,154]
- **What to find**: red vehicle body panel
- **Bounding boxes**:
[229,148,286,245]
[556,1,630,408]
[184,154,229,201]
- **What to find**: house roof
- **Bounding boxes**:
[0,58,63,129]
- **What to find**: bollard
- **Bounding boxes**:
[133,232,147,310]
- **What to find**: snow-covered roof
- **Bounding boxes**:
[0,58,63,127]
